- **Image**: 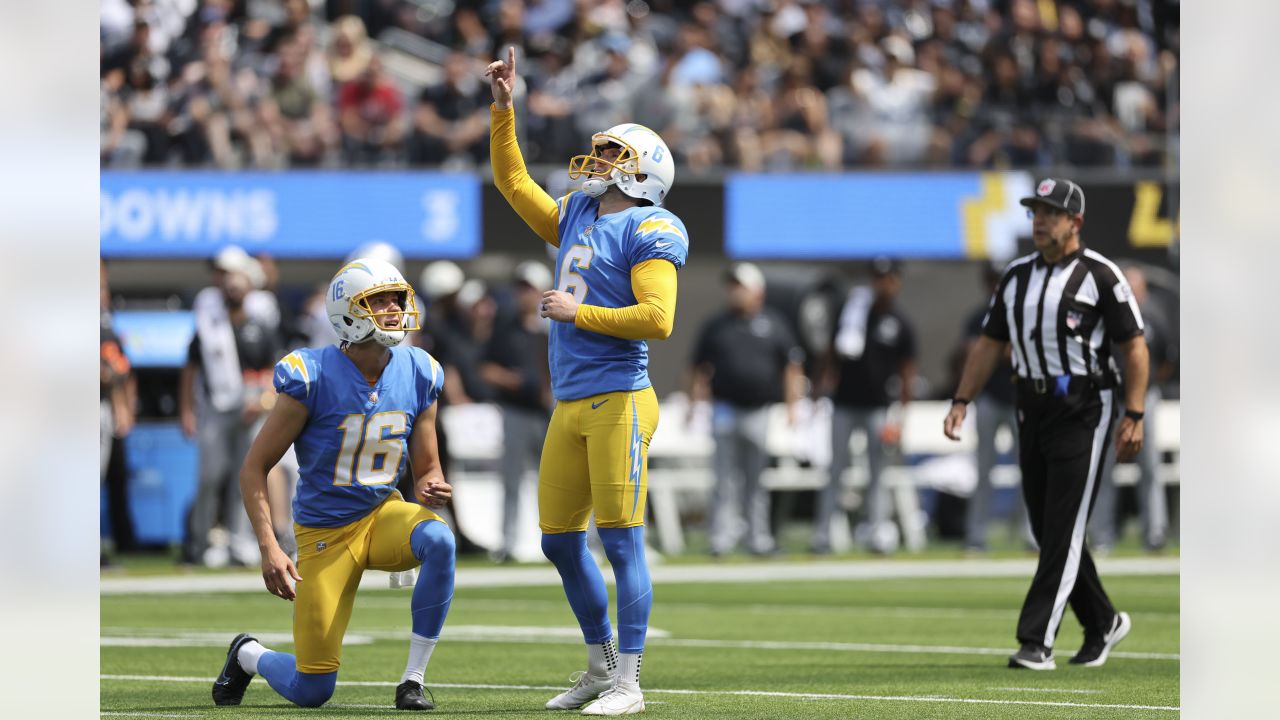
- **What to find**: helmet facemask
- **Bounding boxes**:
[348,282,420,346]
[569,134,641,198]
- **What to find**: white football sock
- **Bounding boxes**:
[587,636,619,678]
[237,640,267,675]
[400,634,438,685]
[618,652,642,688]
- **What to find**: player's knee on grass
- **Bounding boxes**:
[410,519,455,564]
[292,671,337,708]
[259,653,337,709]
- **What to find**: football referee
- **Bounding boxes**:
[944,178,1149,670]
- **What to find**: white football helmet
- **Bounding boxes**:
[326,257,420,347]
[569,123,675,206]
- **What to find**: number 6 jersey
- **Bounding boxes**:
[273,345,443,528]
[550,191,689,401]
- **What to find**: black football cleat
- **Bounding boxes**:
[212,633,257,706]
[1007,642,1056,670]
[395,680,435,711]
[1070,611,1132,667]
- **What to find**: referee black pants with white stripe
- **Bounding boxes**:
[1015,384,1118,650]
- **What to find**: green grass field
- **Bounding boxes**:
[101,566,1179,719]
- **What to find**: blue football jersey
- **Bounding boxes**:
[551,191,690,400]
[272,344,443,528]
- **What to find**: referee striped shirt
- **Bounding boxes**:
[982,246,1144,387]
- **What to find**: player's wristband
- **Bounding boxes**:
[951,397,970,406]
[1124,409,1144,421]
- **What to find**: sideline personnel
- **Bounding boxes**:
[944,178,1148,670]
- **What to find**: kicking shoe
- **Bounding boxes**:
[212,633,257,706]
[1070,611,1132,667]
[580,682,645,716]
[545,671,615,710]
[395,680,435,710]
[1007,643,1056,670]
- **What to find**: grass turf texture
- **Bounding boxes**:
[102,572,1178,718]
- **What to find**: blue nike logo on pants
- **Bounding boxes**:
[591,399,609,409]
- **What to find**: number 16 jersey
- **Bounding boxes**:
[273,344,443,528]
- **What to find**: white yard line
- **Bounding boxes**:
[99,674,1179,712]
[101,707,203,712]
[351,595,1181,622]
[100,626,1179,660]
[100,557,1179,595]
[990,687,1105,694]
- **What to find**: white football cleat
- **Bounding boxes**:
[545,671,615,710]
[580,683,644,716]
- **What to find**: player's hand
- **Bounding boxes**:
[1114,416,1143,463]
[485,46,516,109]
[943,403,967,441]
[261,545,301,602]
[418,478,453,508]
[540,290,578,323]
[880,422,902,446]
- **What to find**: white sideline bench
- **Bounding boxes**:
[439,399,1180,557]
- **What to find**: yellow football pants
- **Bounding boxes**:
[538,386,658,533]
[292,493,443,673]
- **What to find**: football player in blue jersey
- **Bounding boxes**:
[485,47,689,716]
[211,257,456,711]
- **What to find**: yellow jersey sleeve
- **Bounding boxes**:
[574,259,677,340]
[490,104,561,247]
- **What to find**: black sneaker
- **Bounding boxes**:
[1007,642,1056,670]
[395,680,435,711]
[1070,611,1132,667]
[212,633,257,706]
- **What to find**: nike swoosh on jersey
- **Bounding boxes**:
[654,241,673,248]
[276,373,287,385]
[591,399,610,409]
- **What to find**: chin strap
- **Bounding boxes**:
[581,176,616,198]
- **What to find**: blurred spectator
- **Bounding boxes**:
[1090,265,1174,552]
[337,55,406,165]
[99,0,1179,171]
[957,262,1023,553]
[573,33,645,144]
[525,42,582,163]
[101,69,147,167]
[692,263,805,558]
[102,18,156,78]
[814,258,917,555]
[327,14,373,85]
[100,261,136,568]
[523,0,575,37]
[261,29,338,166]
[833,35,937,166]
[408,52,491,167]
[122,60,173,165]
[178,246,282,567]
[479,261,554,563]
[414,260,492,556]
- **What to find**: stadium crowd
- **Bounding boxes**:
[101,0,1179,172]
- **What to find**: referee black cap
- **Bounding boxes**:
[1020,178,1086,216]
